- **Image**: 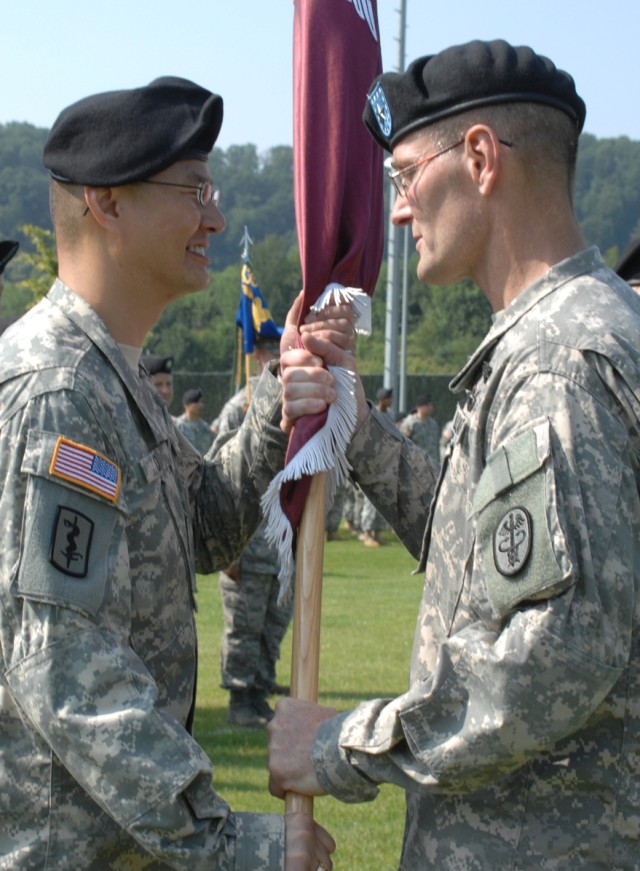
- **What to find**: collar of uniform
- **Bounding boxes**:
[47,279,169,443]
[449,246,603,395]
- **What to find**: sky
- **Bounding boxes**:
[1,0,638,152]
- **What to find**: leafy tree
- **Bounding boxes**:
[2,122,639,378]
[0,123,51,244]
[15,224,57,304]
[575,134,640,256]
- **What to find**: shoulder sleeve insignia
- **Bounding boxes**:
[493,506,532,576]
[49,505,94,578]
[49,437,121,503]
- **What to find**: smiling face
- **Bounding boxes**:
[120,159,226,304]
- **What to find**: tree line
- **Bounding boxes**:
[1,122,639,376]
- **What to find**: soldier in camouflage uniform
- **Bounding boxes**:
[615,236,640,291]
[400,393,440,467]
[0,77,338,870]
[0,239,19,337]
[269,40,640,869]
[0,239,18,304]
[213,338,293,729]
[141,353,175,408]
[174,387,216,455]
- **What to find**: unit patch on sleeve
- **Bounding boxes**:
[493,506,532,576]
[474,423,572,618]
[49,506,95,578]
[49,437,121,503]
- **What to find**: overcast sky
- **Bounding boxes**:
[2,1,637,151]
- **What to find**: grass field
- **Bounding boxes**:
[193,527,422,870]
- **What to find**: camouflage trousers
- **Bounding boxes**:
[360,493,386,533]
[218,569,293,692]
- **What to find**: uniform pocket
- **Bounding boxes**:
[15,430,124,619]
[473,420,573,619]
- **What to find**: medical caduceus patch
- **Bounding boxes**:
[493,506,532,576]
[49,505,95,578]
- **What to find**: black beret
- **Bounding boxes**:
[615,238,640,284]
[141,354,174,375]
[415,394,432,407]
[254,336,282,354]
[364,39,586,152]
[43,76,223,185]
[376,387,393,402]
[0,240,19,274]
[183,387,203,405]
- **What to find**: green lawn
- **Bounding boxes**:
[194,527,422,870]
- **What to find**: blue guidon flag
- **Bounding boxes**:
[236,257,283,354]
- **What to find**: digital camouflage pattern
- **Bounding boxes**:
[174,413,215,456]
[400,412,441,467]
[214,384,292,693]
[311,248,640,869]
[0,281,289,869]
[218,568,292,693]
[359,492,386,535]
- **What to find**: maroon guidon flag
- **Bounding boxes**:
[262,0,384,597]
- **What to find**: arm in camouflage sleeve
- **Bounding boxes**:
[211,384,251,454]
[192,366,288,574]
[345,404,437,561]
[312,369,638,802]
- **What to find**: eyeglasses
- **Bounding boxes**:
[388,138,513,198]
[139,179,221,207]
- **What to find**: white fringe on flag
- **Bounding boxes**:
[262,284,366,604]
[312,283,372,336]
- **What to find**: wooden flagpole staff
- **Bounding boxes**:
[282,0,383,821]
[285,471,326,815]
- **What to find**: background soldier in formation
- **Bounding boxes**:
[175,386,216,454]
[400,393,441,468]
[213,337,293,728]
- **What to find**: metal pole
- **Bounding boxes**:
[383,200,400,413]
[383,0,407,418]
[399,225,409,414]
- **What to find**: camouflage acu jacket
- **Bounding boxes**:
[0,281,287,869]
[400,412,440,466]
[213,382,280,575]
[174,413,215,456]
[313,248,640,869]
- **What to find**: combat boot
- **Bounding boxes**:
[227,689,269,728]
[249,688,274,722]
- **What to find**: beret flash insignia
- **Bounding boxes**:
[367,82,392,139]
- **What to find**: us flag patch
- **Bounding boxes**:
[49,437,121,503]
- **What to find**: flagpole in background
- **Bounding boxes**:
[235,227,282,406]
[383,0,407,417]
[397,0,409,415]
[239,227,254,403]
